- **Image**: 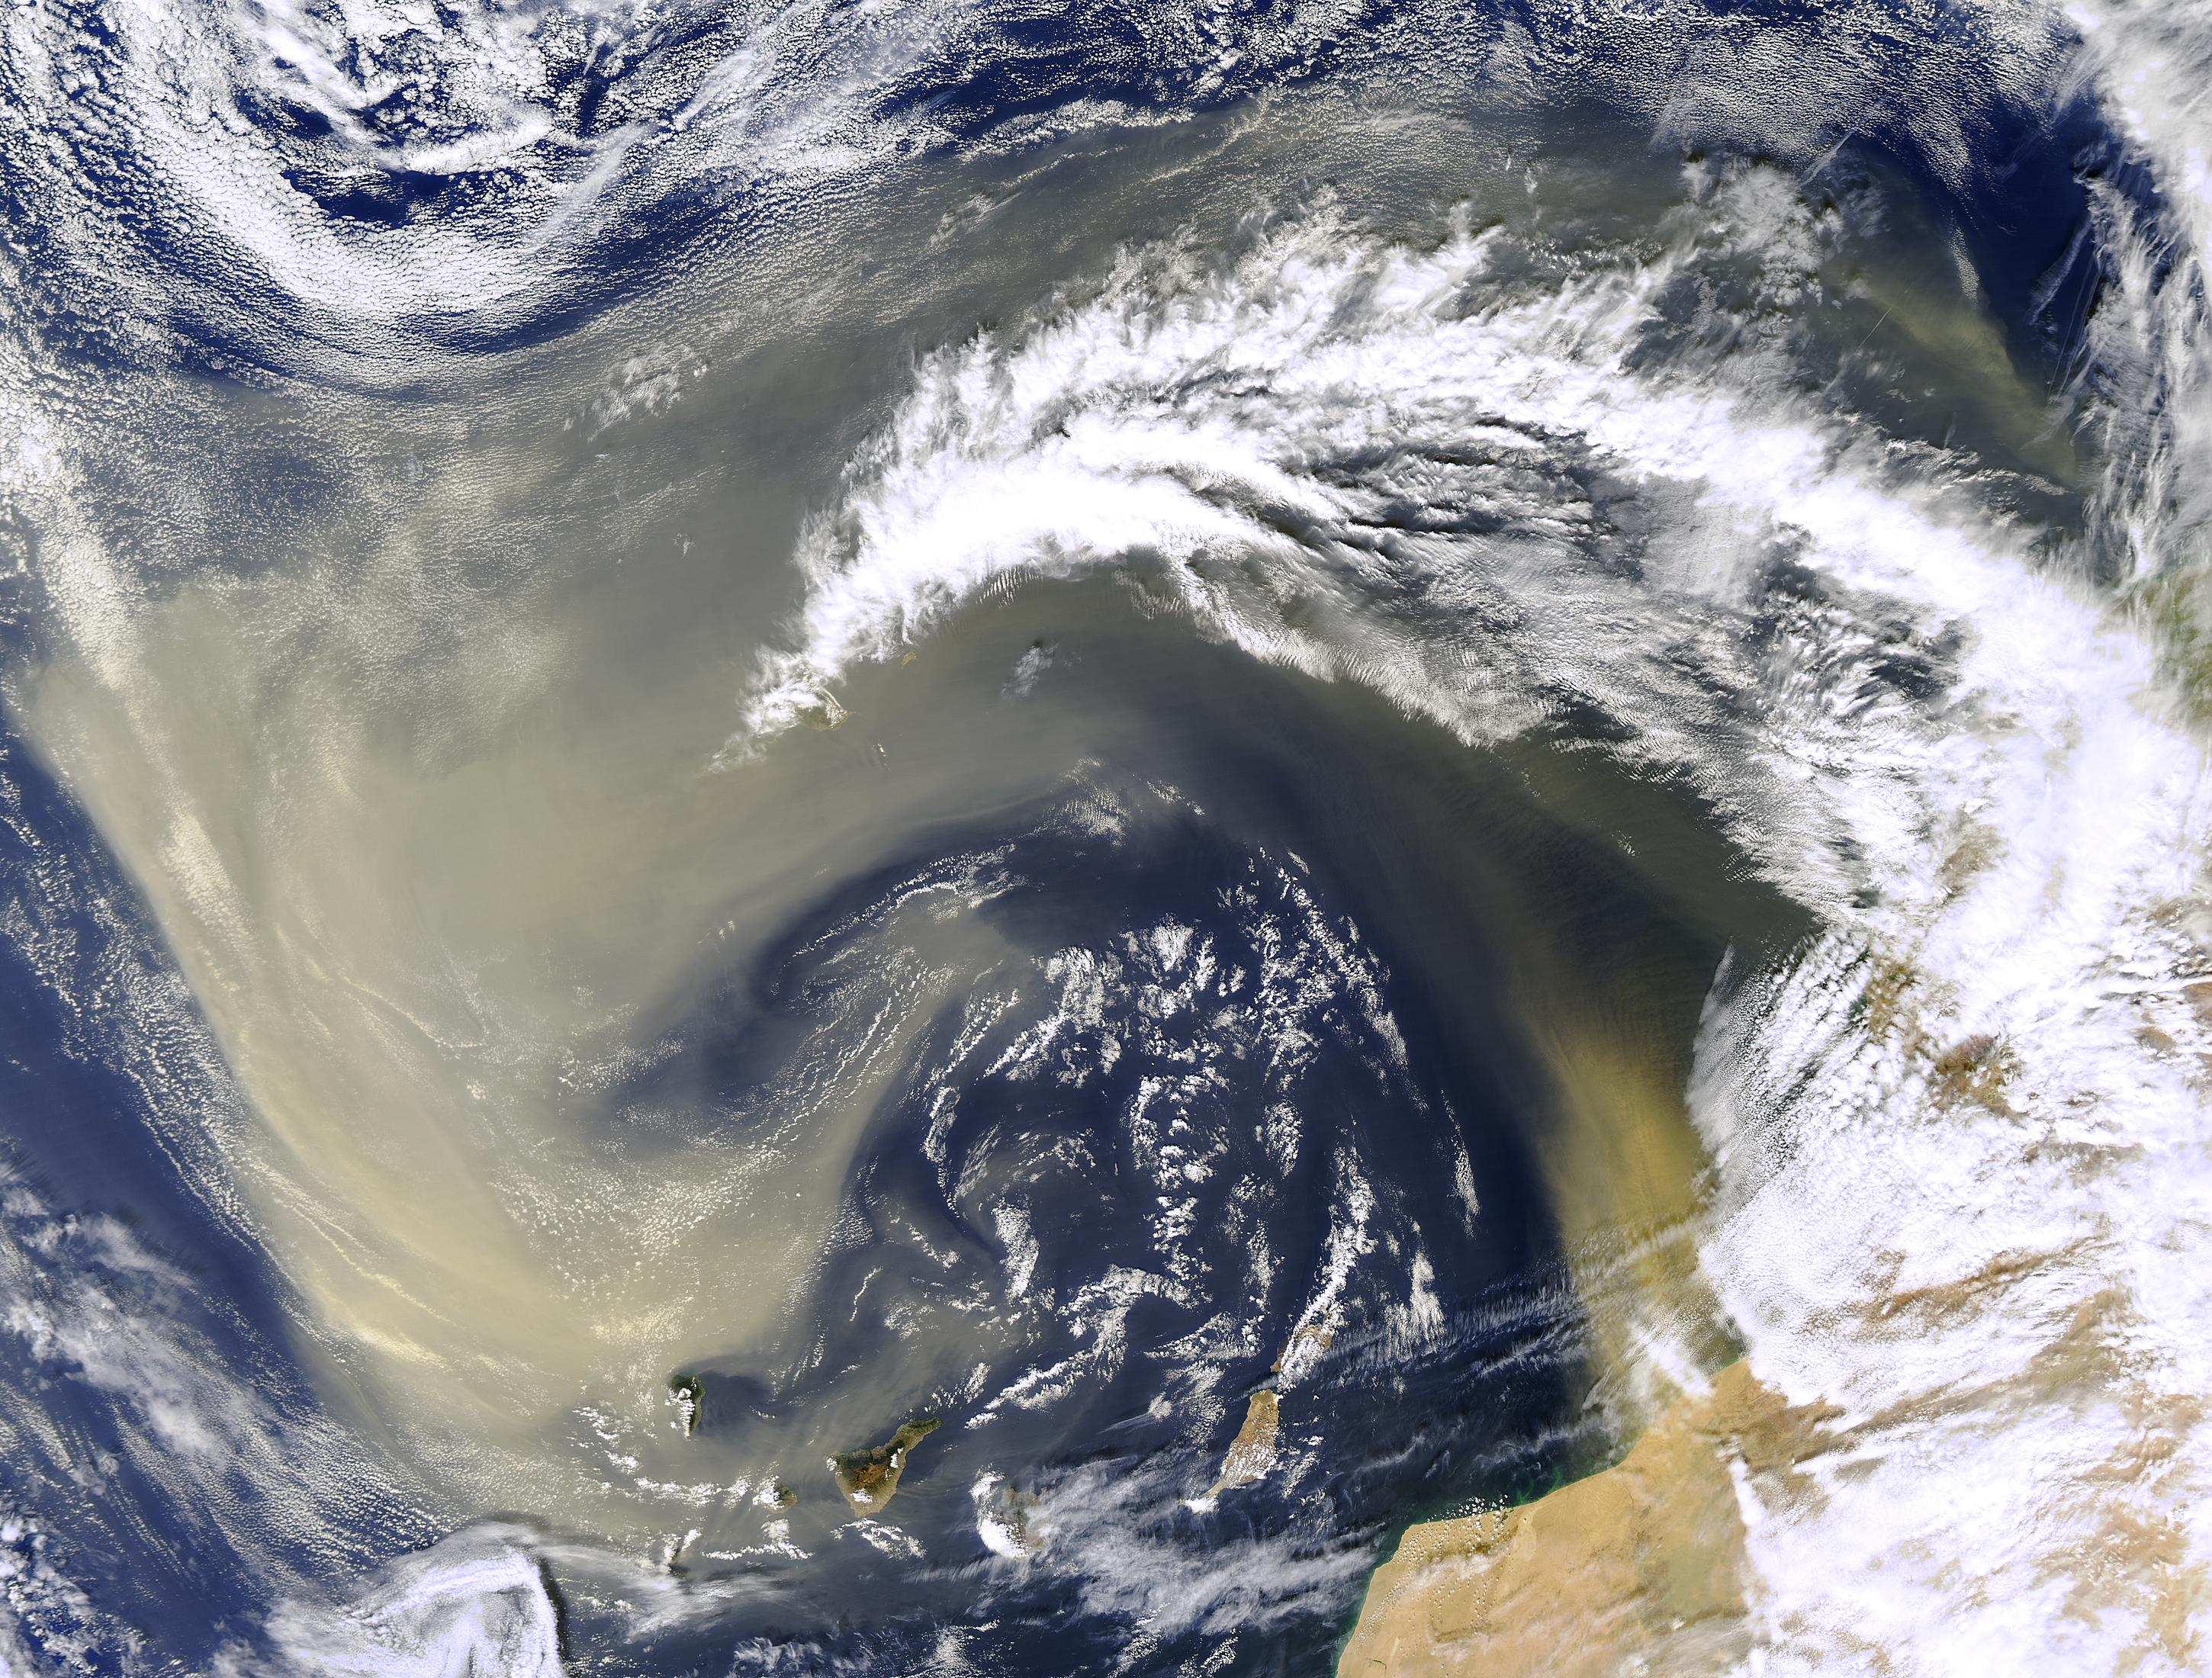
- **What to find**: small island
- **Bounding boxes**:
[829,1416,941,1516]
[670,1374,704,1437]
[1188,1389,1281,1511]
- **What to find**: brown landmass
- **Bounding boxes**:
[1338,1361,1838,1676]
[830,1416,941,1516]
[1201,1389,1281,1503]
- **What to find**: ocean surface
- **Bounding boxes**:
[2,0,2211,1671]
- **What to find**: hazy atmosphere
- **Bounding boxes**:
[2,0,2211,1671]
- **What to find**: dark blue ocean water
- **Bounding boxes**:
[0,0,2172,1668]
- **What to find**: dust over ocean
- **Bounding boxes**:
[2,0,2211,1671]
